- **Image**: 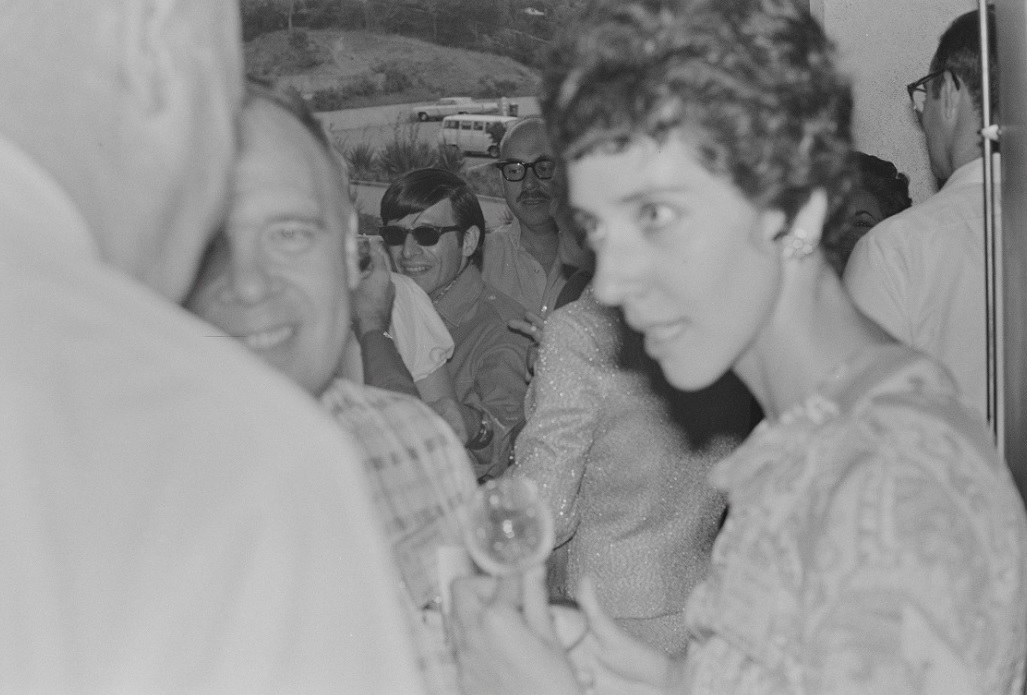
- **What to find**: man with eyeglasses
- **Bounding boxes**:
[845,8,998,420]
[484,117,592,325]
[379,168,531,481]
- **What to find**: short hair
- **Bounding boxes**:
[930,8,998,118]
[245,78,330,152]
[380,168,486,267]
[498,116,547,157]
[540,0,855,245]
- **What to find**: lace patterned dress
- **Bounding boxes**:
[681,344,1027,693]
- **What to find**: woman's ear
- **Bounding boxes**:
[772,189,828,262]
[462,225,482,259]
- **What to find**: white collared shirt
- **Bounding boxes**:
[844,156,997,419]
[0,135,424,694]
[483,218,570,317]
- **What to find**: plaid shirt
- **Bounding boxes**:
[321,378,478,695]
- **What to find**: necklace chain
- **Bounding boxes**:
[432,266,465,305]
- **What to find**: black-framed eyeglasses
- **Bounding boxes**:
[906,70,947,112]
[494,157,557,182]
[378,224,463,247]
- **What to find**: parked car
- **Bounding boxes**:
[412,96,499,122]
[438,114,518,158]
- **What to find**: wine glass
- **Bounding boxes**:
[462,477,555,576]
[461,478,588,653]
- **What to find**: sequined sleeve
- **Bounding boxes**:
[511,304,610,546]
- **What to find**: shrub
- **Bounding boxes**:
[241,0,288,41]
[346,74,380,98]
[308,74,378,111]
[287,29,320,69]
[343,142,378,182]
[308,85,349,111]
[463,162,506,198]
[374,61,415,94]
[434,144,465,175]
[378,126,438,181]
[476,77,521,99]
[357,210,381,237]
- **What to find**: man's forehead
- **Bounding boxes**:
[504,122,552,157]
[237,101,351,217]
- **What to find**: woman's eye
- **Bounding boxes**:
[637,202,677,231]
[268,224,317,251]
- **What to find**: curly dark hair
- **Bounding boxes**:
[828,152,912,274]
[855,152,911,221]
[540,0,856,251]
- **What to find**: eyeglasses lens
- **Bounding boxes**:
[500,159,556,182]
[379,225,453,246]
[500,162,526,181]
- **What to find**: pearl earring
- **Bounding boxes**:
[780,227,816,260]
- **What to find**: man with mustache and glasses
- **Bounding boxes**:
[484,117,592,332]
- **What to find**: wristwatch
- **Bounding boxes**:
[466,408,494,450]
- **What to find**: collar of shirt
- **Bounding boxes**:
[0,133,98,263]
[942,154,1000,192]
[433,264,486,329]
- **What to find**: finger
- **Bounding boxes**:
[449,575,499,648]
[521,564,559,645]
[508,319,542,343]
[575,575,623,646]
[524,311,544,329]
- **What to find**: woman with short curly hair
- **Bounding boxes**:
[448,1,1027,693]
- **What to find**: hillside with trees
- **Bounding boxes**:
[246,28,540,110]
[240,0,583,68]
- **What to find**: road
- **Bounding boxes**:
[314,96,540,162]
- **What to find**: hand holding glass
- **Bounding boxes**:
[462,477,555,577]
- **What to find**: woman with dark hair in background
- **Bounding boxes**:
[829,152,912,273]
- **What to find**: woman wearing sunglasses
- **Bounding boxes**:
[448,0,1027,693]
[380,168,532,481]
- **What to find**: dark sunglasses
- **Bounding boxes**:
[494,157,557,182]
[378,224,463,247]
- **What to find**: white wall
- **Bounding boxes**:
[816,0,975,203]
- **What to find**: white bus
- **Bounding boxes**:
[437,114,518,158]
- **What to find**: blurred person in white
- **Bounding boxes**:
[187,84,479,694]
[844,8,997,420]
[447,0,1027,693]
[0,1,423,692]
